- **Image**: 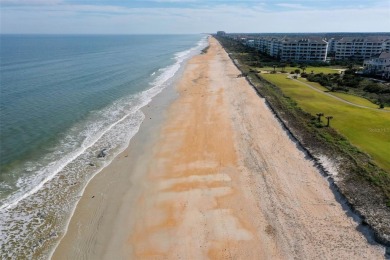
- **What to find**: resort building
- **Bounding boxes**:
[363,51,390,79]
[280,37,328,62]
[219,33,390,64]
[253,36,328,62]
[326,38,337,54]
[335,36,390,60]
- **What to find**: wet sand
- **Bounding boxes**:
[53,37,385,259]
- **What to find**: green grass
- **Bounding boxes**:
[296,78,388,109]
[258,66,343,74]
[262,73,390,172]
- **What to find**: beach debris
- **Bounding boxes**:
[97,149,108,158]
[237,73,247,78]
[88,162,95,167]
[92,196,95,198]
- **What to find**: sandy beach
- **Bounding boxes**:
[53,37,385,259]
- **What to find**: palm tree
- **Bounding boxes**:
[325,116,333,127]
[316,113,324,123]
[280,63,287,72]
[299,64,307,73]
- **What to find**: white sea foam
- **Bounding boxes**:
[0,36,207,212]
[0,35,209,259]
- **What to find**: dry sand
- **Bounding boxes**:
[53,37,385,259]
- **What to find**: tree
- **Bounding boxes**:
[299,64,307,73]
[364,83,383,93]
[325,116,333,127]
[316,113,324,123]
[279,63,287,72]
[294,69,301,74]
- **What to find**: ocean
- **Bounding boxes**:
[0,34,207,258]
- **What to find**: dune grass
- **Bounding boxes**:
[261,73,390,172]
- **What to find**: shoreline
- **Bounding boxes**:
[53,37,385,259]
[0,35,209,259]
[51,55,185,258]
[50,37,208,259]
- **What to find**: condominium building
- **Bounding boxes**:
[254,36,328,62]
[280,37,328,62]
[326,38,337,54]
[335,36,390,60]
[221,33,390,63]
[363,51,390,79]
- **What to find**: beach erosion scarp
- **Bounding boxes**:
[52,37,386,259]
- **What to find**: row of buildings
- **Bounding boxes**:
[246,36,328,62]
[236,35,390,62]
[217,32,390,79]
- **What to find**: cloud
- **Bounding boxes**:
[152,0,198,2]
[276,3,310,9]
[1,1,388,34]
[0,0,62,5]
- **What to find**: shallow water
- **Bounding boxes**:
[0,34,207,258]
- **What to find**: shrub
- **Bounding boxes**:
[344,69,356,75]
[364,83,383,93]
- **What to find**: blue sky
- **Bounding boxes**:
[1,0,389,34]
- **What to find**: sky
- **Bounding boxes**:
[1,0,389,34]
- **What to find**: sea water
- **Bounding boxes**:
[0,34,207,258]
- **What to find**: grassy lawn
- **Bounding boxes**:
[262,73,390,172]
[296,78,389,109]
[258,66,342,74]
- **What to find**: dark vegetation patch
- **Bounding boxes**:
[201,45,210,54]
[306,72,390,107]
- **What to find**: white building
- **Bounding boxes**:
[280,37,328,62]
[239,34,390,63]
[335,36,390,60]
[254,36,328,62]
[363,51,390,79]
